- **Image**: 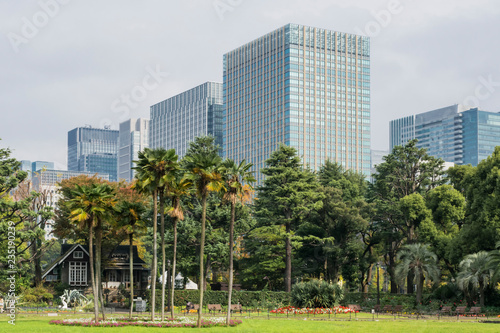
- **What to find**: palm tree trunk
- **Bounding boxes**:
[416,272,423,305]
[96,225,105,321]
[226,201,235,325]
[88,226,99,322]
[151,190,158,321]
[197,193,207,328]
[170,218,178,319]
[160,192,166,321]
[285,222,292,292]
[479,280,485,307]
[129,233,134,320]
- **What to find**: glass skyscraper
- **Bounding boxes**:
[223,23,371,183]
[118,118,149,182]
[149,82,223,157]
[67,126,118,181]
[389,104,500,166]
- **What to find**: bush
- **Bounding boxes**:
[291,280,343,308]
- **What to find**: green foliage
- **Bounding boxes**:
[170,290,291,308]
[457,251,492,306]
[20,286,54,305]
[291,279,343,308]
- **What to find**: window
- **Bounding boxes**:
[46,274,58,281]
[108,270,117,282]
[123,271,130,282]
[73,251,83,259]
[69,262,87,286]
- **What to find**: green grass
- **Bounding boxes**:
[1,313,500,332]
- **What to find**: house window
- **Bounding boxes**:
[123,271,130,282]
[69,262,87,286]
[73,251,83,259]
[108,270,117,282]
[46,274,58,281]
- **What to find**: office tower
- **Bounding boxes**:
[370,149,389,179]
[118,118,149,182]
[19,160,55,180]
[32,170,110,239]
[67,126,118,181]
[149,82,223,157]
[223,23,371,183]
[389,104,500,166]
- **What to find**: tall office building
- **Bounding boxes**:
[149,82,223,157]
[67,126,118,181]
[118,118,149,182]
[224,23,371,183]
[389,104,500,166]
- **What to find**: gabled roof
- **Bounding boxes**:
[41,244,89,279]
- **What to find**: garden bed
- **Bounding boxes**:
[49,316,242,328]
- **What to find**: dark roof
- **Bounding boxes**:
[60,244,146,264]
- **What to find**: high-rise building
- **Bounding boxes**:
[370,149,389,179]
[389,104,500,166]
[67,126,118,181]
[19,160,55,180]
[149,82,223,157]
[118,118,149,182]
[223,23,371,183]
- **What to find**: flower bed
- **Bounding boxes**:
[270,306,355,315]
[50,316,242,328]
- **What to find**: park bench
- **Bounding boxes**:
[467,306,481,316]
[185,304,200,314]
[383,305,393,313]
[392,305,403,315]
[230,304,243,313]
[373,304,381,313]
[348,304,362,312]
[455,306,467,317]
[208,304,222,314]
[439,306,452,316]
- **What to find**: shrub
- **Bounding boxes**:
[291,279,343,308]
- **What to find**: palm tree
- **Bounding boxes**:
[68,183,115,322]
[457,251,492,307]
[488,241,500,284]
[183,152,223,328]
[114,199,147,319]
[166,171,192,319]
[395,243,440,304]
[133,147,177,321]
[221,159,255,325]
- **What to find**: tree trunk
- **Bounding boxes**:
[96,225,105,321]
[388,252,398,294]
[88,226,99,322]
[151,190,158,321]
[160,192,166,321]
[416,272,423,305]
[129,233,134,320]
[32,235,42,286]
[226,201,235,325]
[204,254,211,291]
[198,194,207,328]
[479,281,485,307]
[363,263,374,293]
[170,218,178,319]
[285,222,292,292]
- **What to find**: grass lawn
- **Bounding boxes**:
[1,314,500,332]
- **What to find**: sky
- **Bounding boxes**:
[1,0,499,170]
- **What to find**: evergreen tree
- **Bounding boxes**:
[254,144,323,292]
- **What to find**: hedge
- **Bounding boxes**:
[147,289,291,308]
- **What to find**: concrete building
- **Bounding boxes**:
[223,23,371,183]
[118,118,149,182]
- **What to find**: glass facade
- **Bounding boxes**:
[67,127,118,181]
[118,118,149,182]
[390,105,500,166]
[149,82,223,157]
[223,24,371,184]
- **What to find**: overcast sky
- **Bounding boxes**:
[1,0,499,170]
